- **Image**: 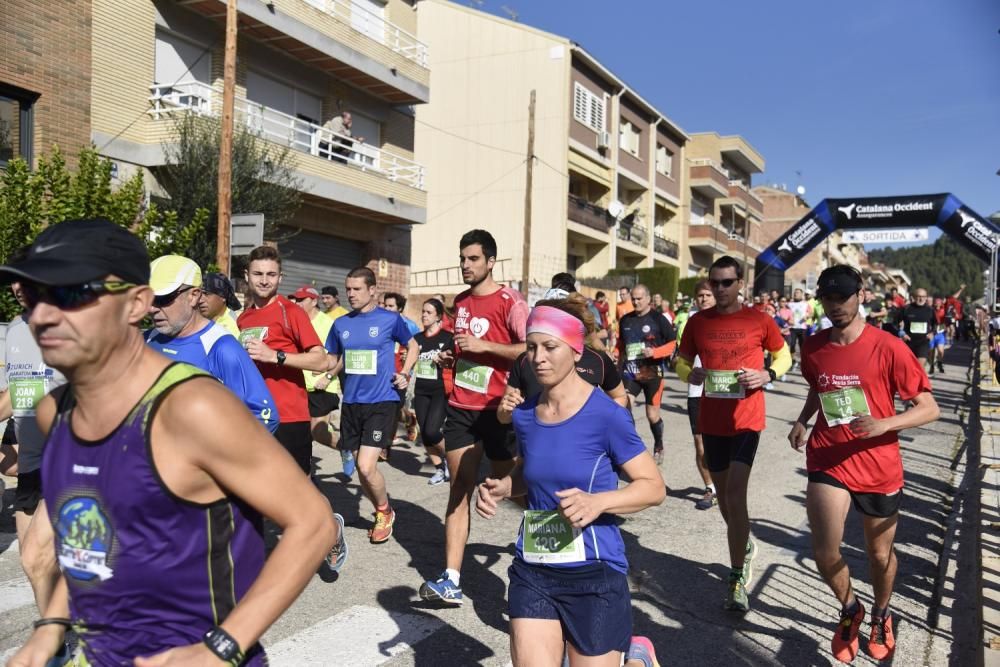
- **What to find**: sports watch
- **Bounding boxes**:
[275,350,287,365]
[203,626,243,664]
[766,368,777,383]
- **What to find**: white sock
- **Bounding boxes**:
[708,483,716,493]
[445,568,461,585]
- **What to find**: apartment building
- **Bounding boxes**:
[683,132,765,280]
[411,0,687,298]
[92,0,428,292]
[0,0,93,169]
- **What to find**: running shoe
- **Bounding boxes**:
[830,600,865,663]
[626,636,660,667]
[419,572,464,606]
[695,488,717,510]
[324,513,349,573]
[743,537,758,586]
[340,448,356,478]
[369,506,395,544]
[867,614,895,661]
[653,446,664,465]
[428,465,449,486]
[724,570,749,612]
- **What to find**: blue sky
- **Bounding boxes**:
[477,0,1000,248]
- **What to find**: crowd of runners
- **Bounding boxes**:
[0,217,957,666]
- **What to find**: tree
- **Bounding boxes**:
[867,235,986,297]
[158,114,304,268]
[0,145,208,320]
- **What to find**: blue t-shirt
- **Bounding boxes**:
[327,307,414,404]
[512,388,646,574]
[402,316,421,336]
[146,322,278,433]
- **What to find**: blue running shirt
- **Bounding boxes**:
[146,322,278,432]
[511,388,645,573]
[327,307,414,404]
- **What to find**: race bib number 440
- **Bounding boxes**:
[454,358,494,394]
[819,386,871,427]
[522,510,585,564]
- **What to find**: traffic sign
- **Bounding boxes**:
[231,213,264,256]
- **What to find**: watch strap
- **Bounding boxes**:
[767,368,777,382]
[203,626,244,665]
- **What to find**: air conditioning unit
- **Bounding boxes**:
[596,131,611,150]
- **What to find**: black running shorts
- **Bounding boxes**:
[808,471,902,518]
[341,401,399,450]
[442,405,515,461]
[308,391,341,418]
[702,431,761,472]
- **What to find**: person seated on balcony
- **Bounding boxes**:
[319,111,365,163]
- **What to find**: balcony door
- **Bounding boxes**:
[154,30,212,111]
[351,0,386,45]
[246,71,322,153]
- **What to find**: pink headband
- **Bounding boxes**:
[526,306,585,354]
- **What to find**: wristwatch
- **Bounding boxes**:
[276,350,287,366]
[767,368,777,383]
[203,626,243,664]
[324,373,334,380]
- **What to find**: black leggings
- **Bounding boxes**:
[413,392,447,447]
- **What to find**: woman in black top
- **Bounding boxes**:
[412,298,454,485]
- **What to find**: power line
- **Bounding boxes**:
[424,158,527,224]
[412,116,525,157]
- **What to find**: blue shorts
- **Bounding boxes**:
[507,558,631,656]
[930,332,946,348]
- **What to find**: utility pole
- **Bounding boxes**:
[216,0,238,275]
[520,89,535,299]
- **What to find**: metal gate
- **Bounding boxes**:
[278,229,364,294]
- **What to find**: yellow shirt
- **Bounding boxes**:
[328,305,348,321]
[214,311,240,338]
[305,311,340,394]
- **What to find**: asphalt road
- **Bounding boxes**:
[0,342,976,666]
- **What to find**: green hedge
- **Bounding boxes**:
[606,265,679,301]
[677,276,704,298]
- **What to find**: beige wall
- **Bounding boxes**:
[413,0,571,290]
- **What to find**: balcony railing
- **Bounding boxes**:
[567,193,614,233]
[303,0,428,67]
[617,220,647,247]
[728,179,764,211]
[149,83,425,190]
[653,234,679,258]
[689,157,729,178]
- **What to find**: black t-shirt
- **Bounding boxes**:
[618,309,677,380]
[507,347,621,400]
[901,304,936,341]
[412,329,454,395]
[865,297,885,324]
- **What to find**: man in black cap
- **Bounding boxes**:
[788,264,938,663]
[319,285,348,320]
[200,271,242,337]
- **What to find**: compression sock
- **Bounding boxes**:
[650,419,664,448]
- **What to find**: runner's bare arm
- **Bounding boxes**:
[789,389,819,452]
[8,577,70,666]
[453,334,525,361]
[149,379,337,660]
[850,390,939,439]
[556,451,664,529]
[496,385,524,425]
[606,381,628,408]
[34,391,59,437]
[0,388,10,422]
[399,338,420,376]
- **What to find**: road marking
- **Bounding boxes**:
[0,576,35,614]
[267,605,444,666]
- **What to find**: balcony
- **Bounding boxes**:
[727,179,764,216]
[302,0,427,67]
[149,82,425,190]
[688,223,729,252]
[567,193,615,233]
[688,158,729,199]
[653,233,679,259]
[617,220,647,248]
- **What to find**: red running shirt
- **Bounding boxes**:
[449,286,528,411]
[237,295,323,423]
[679,307,786,435]
[800,324,931,493]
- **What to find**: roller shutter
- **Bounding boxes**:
[279,229,364,294]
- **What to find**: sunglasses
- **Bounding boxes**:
[152,286,195,309]
[709,278,738,288]
[22,280,136,310]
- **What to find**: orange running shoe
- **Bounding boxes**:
[867,614,895,661]
[369,506,396,544]
[831,600,865,663]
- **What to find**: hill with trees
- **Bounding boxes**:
[867,235,986,298]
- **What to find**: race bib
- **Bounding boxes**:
[9,377,46,415]
[521,510,585,564]
[625,342,645,361]
[414,357,438,381]
[819,386,871,427]
[345,349,377,375]
[238,327,268,347]
[909,321,928,335]
[454,358,494,394]
[704,370,746,399]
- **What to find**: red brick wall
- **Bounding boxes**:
[0,0,92,167]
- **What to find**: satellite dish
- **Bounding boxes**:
[608,200,625,219]
[796,185,806,196]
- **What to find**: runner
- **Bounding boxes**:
[238,246,329,476]
[788,264,939,662]
[412,298,454,486]
[146,255,278,433]
[475,305,665,667]
[676,255,791,612]
[616,284,677,465]
[899,287,936,371]
[3,218,339,666]
[199,271,242,337]
[319,285,349,319]
[928,322,948,375]
[326,267,418,544]
[687,280,718,510]
[419,229,529,605]
[383,291,420,446]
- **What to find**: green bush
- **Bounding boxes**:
[607,265,679,301]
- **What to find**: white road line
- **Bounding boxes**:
[0,576,35,614]
[267,605,444,666]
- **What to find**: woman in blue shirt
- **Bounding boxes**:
[476,306,665,666]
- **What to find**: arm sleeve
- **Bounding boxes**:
[212,339,280,433]
[769,343,792,378]
[607,401,647,466]
[650,315,677,359]
[599,351,622,391]
[675,355,693,383]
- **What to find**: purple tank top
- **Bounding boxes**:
[42,364,267,665]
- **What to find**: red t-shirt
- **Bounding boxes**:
[449,286,529,411]
[237,295,324,423]
[801,325,931,493]
[679,307,786,435]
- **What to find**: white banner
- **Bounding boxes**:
[842,228,929,244]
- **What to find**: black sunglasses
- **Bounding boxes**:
[152,286,196,309]
[709,278,738,288]
[22,280,136,310]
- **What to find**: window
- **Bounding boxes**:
[656,145,673,177]
[0,83,37,169]
[573,82,605,132]
[618,121,640,157]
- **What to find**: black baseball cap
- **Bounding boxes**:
[203,272,242,311]
[0,218,150,286]
[816,266,863,298]
[321,285,339,298]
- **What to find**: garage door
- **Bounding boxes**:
[279,230,364,295]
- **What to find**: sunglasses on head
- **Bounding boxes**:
[709,278,738,288]
[152,286,195,309]
[22,280,136,310]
